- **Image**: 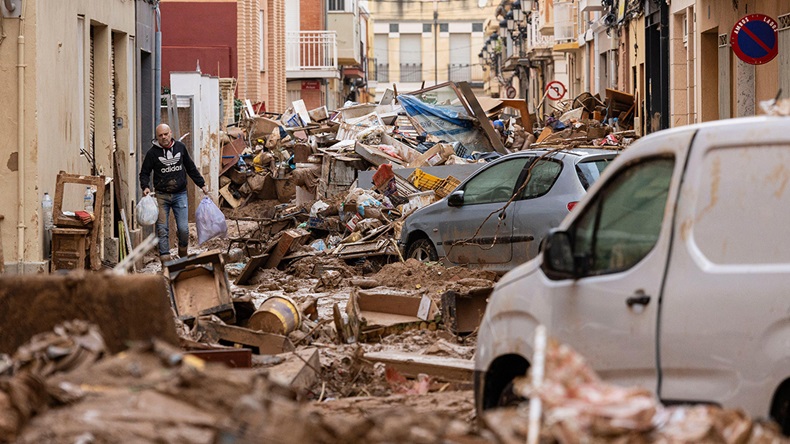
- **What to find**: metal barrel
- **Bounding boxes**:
[247,296,301,335]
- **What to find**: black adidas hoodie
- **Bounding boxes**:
[139,139,205,194]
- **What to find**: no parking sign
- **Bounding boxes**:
[730,14,778,65]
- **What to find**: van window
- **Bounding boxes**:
[571,157,674,276]
[462,157,531,205]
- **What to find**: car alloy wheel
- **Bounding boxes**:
[406,238,438,262]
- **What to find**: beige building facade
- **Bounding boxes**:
[0,0,139,272]
[368,0,496,99]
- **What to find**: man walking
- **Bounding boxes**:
[139,123,208,263]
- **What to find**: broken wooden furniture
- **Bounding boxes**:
[52,172,106,271]
[441,286,493,336]
[197,320,295,355]
[50,227,89,272]
[163,251,236,326]
[335,289,440,343]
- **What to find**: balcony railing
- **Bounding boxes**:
[553,1,578,44]
[374,62,390,83]
[286,31,338,76]
[448,63,484,82]
[400,63,422,82]
[527,15,554,51]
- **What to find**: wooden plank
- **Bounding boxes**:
[219,184,242,209]
[264,228,310,269]
[456,81,508,155]
[363,351,474,383]
[536,127,553,143]
[235,253,270,285]
[184,349,253,368]
[119,209,135,272]
[200,321,295,355]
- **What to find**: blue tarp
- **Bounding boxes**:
[399,94,493,151]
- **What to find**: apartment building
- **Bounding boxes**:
[367,0,496,100]
[286,0,371,110]
[160,0,287,113]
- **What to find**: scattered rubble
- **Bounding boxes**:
[20,82,785,442]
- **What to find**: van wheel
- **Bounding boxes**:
[407,238,438,262]
[771,381,790,435]
[497,379,526,407]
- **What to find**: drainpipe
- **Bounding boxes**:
[16,0,26,273]
[154,2,162,126]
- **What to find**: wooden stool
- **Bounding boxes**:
[51,227,89,272]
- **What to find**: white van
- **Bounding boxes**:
[474,116,790,433]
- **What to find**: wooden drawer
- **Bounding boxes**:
[52,234,87,253]
[52,254,85,271]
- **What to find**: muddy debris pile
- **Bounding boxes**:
[0,321,490,444]
[482,339,785,443]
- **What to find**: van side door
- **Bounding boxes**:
[537,129,695,390]
[659,120,790,416]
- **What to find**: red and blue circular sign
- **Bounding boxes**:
[730,14,778,65]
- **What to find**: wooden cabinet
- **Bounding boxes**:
[51,228,89,272]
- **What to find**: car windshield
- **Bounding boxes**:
[576,157,614,190]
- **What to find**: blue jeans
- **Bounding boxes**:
[155,191,189,255]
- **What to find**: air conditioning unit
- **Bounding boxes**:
[579,0,603,12]
[1,0,22,18]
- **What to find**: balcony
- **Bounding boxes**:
[553,1,580,51]
[538,0,554,35]
[399,63,422,82]
[448,63,484,83]
[579,0,603,12]
[327,11,362,66]
[526,16,555,55]
[286,31,340,79]
[373,61,390,83]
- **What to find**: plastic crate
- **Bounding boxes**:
[435,176,461,198]
[408,169,442,191]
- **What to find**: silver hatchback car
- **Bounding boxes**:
[399,148,618,273]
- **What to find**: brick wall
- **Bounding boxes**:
[268,0,287,112]
[301,0,324,31]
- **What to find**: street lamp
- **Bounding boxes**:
[506,11,515,33]
[512,1,523,24]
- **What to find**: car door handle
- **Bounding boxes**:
[498,211,507,220]
[626,294,651,307]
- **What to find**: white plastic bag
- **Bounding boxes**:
[196,196,227,245]
[136,194,159,226]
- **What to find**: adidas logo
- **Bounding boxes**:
[158,150,181,167]
[161,164,183,173]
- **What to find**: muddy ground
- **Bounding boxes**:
[4,220,786,443]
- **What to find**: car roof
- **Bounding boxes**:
[497,148,619,162]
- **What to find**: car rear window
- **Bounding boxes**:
[576,158,613,190]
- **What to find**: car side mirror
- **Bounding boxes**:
[447,190,464,207]
[541,229,577,280]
